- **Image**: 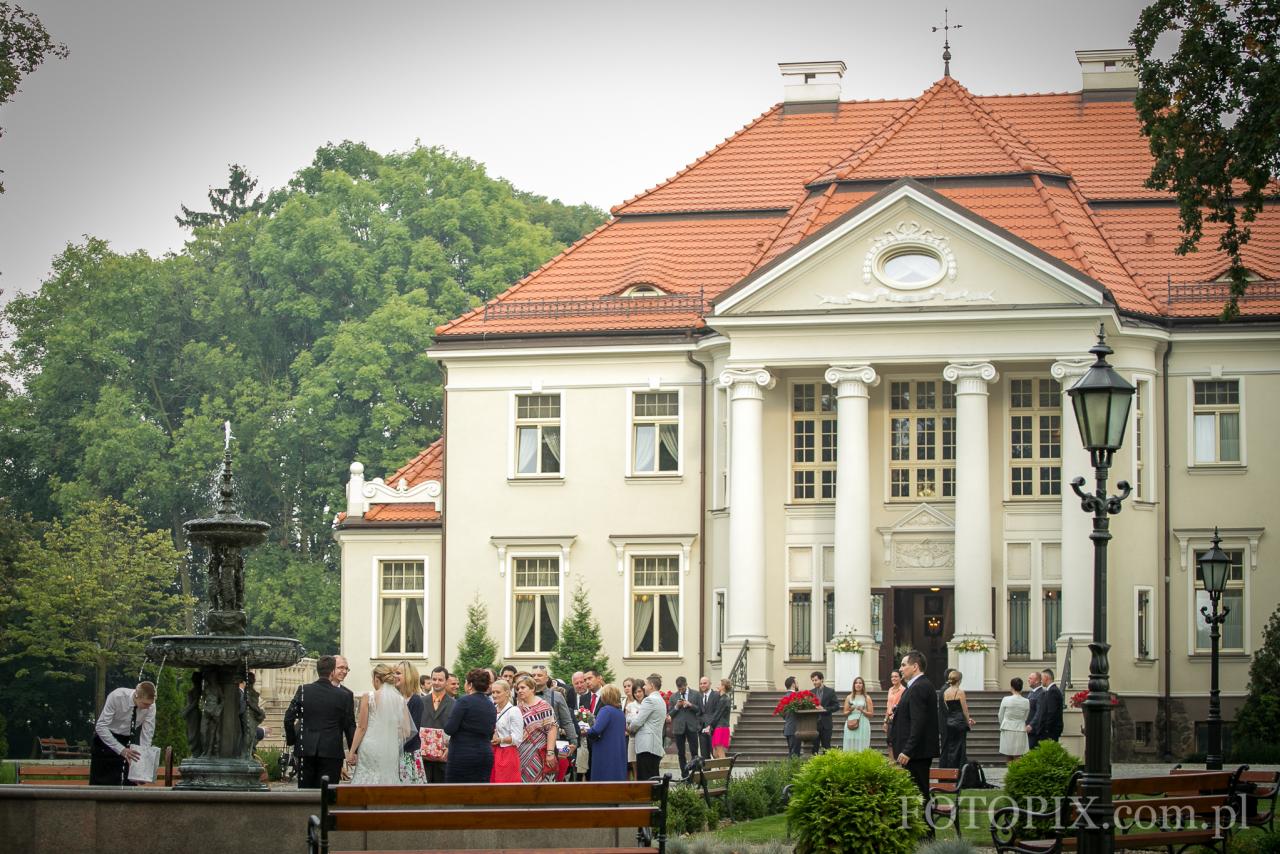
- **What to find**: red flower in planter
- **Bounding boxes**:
[1070,690,1119,708]
[773,690,818,716]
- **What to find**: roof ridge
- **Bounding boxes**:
[945,78,1067,176]
[433,217,618,336]
[811,80,947,185]
[746,184,838,274]
[1030,174,1102,281]
[611,104,784,215]
[1062,178,1161,311]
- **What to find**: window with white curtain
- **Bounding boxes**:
[380,560,425,656]
[513,557,560,653]
[632,391,679,474]
[1192,380,1241,464]
[632,555,680,654]
[515,394,562,475]
[1193,548,1245,652]
[888,379,956,500]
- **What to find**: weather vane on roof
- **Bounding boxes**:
[932,8,963,78]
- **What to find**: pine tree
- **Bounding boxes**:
[1233,602,1280,755]
[549,580,614,682]
[149,667,191,762]
[453,595,498,677]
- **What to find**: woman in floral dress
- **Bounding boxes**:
[515,675,558,782]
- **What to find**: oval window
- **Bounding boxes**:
[881,251,942,287]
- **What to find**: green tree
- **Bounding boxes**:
[242,543,338,656]
[0,498,190,712]
[1132,0,1280,319]
[1233,602,1280,752]
[148,667,192,763]
[453,595,498,677]
[176,163,266,229]
[549,581,614,683]
[0,2,68,192]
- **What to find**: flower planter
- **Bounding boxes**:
[956,649,985,688]
[791,708,822,751]
[832,650,861,693]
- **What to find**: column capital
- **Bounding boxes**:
[1050,357,1093,384]
[718,367,775,400]
[943,361,999,394]
[824,365,879,396]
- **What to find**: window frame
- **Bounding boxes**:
[493,537,575,659]
[789,380,838,503]
[1132,376,1154,501]
[1005,375,1063,501]
[883,377,958,502]
[1176,529,1261,657]
[1135,585,1155,661]
[1187,376,1246,468]
[1007,587,1031,659]
[712,588,727,661]
[510,390,566,479]
[621,544,688,659]
[371,556,429,659]
[626,387,684,478]
[1042,587,1061,658]
[784,544,833,661]
[509,553,564,656]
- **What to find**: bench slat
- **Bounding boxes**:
[333,781,656,807]
[1112,772,1233,796]
[332,806,659,832]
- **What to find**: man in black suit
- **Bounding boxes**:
[1037,668,1064,742]
[668,676,703,775]
[284,654,356,789]
[696,676,723,759]
[418,665,456,784]
[810,671,838,752]
[892,650,941,799]
[1025,670,1043,750]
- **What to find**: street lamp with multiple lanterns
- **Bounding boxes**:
[1066,324,1135,854]
[1198,528,1232,772]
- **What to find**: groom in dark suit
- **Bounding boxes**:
[810,671,838,752]
[892,650,941,798]
[284,654,356,789]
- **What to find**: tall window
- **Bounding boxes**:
[513,557,559,653]
[380,560,425,656]
[1134,378,1150,499]
[515,394,562,475]
[1043,588,1061,656]
[788,590,812,658]
[1136,587,1153,659]
[1193,380,1241,464]
[889,380,956,500]
[1009,378,1061,497]
[1007,589,1030,657]
[1194,548,1244,651]
[713,590,726,660]
[632,555,679,654]
[792,383,837,501]
[632,391,679,474]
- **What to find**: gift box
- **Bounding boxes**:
[420,727,448,761]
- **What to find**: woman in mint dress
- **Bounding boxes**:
[841,676,874,752]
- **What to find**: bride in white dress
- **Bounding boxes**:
[346,663,415,784]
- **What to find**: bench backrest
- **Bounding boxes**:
[688,755,737,793]
[1112,772,1236,798]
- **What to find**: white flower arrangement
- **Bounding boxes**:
[831,627,863,654]
[953,637,990,653]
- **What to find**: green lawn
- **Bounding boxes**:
[706,813,790,844]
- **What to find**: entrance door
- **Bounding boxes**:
[891,587,954,687]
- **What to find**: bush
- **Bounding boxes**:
[746,756,807,814]
[785,749,925,854]
[1230,737,1280,764]
[1003,740,1080,836]
[722,773,770,822]
[916,838,980,854]
[1228,829,1280,854]
[667,782,716,836]
[0,708,7,759]
[257,747,284,782]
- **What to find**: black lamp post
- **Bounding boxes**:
[1067,324,1135,854]
[1198,527,1231,772]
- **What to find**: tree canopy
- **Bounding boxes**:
[1132,0,1280,319]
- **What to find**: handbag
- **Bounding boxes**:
[420,727,448,761]
[847,715,860,730]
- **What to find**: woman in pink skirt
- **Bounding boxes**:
[709,678,733,758]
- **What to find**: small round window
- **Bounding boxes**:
[880,249,943,288]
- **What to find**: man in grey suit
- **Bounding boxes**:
[418,665,455,783]
[629,673,667,781]
[668,676,703,775]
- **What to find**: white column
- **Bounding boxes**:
[943,362,999,663]
[825,365,879,688]
[718,367,775,687]
[1051,358,1093,686]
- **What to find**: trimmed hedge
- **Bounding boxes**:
[786,749,926,854]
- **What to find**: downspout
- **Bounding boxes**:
[439,362,449,664]
[687,346,708,673]
[1160,338,1173,760]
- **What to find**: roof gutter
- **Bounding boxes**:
[1160,337,1173,760]
[439,361,449,665]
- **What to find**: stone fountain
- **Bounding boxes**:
[146,425,304,790]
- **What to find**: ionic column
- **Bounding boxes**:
[718,367,775,687]
[825,365,879,688]
[1051,358,1093,686]
[943,362,999,650]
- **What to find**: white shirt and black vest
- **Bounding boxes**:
[94,687,155,755]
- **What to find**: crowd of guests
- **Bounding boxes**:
[779,653,1068,798]
[281,656,733,787]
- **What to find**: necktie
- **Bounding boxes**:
[704,692,709,705]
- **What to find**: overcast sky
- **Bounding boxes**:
[1,0,1151,305]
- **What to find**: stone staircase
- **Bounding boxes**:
[730,689,1012,766]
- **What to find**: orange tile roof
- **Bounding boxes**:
[338,439,444,526]
[363,503,440,523]
[386,438,443,489]
[435,75,1279,338]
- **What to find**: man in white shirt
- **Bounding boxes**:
[90,681,157,785]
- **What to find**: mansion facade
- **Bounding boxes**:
[336,53,1279,757]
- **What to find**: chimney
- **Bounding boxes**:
[1075,49,1139,102]
[779,61,845,113]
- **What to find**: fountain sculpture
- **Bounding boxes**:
[146,425,305,790]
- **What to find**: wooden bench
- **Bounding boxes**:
[683,754,739,818]
[1171,765,1279,832]
[307,776,671,854]
[17,747,183,787]
[925,763,980,836]
[36,737,90,759]
[991,769,1247,854]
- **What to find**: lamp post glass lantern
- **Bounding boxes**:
[1198,528,1232,772]
[1066,324,1134,854]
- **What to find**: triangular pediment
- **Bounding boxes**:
[712,181,1107,316]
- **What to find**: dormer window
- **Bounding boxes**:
[619,284,665,298]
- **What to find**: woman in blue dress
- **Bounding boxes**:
[841,676,874,752]
[585,684,628,781]
[443,668,497,782]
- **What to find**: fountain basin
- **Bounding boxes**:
[145,635,304,670]
[183,516,270,548]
